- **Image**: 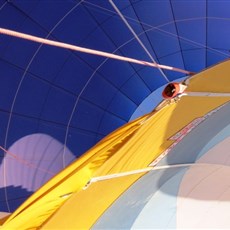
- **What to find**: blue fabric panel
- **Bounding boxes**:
[119,37,155,64]
[82,74,118,109]
[121,74,151,105]
[37,121,91,156]
[65,127,100,157]
[208,20,230,49]
[0,186,33,212]
[98,111,126,135]
[37,122,67,148]
[207,52,227,67]
[159,52,185,80]
[81,26,117,53]
[0,112,9,155]
[52,4,98,45]
[1,0,230,214]
[30,45,70,82]
[99,59,135,88]
[100,14,133,47]
[2,20,45,70]
[82,0,114,24]
[209,1,230,18]
[13,75,50,117]
[112,0,133,10]
[18,17,48,38]
[172,0,206,19]
[107,92,136,119]
[9,0,38,14]
[131,0,173,27]
[55,54,93,95]
[3,36,40,70]
[25,1,75,31]
[70,99,105,132]
[40,88,75,125]
[5,115,39,149]
[137,67,167,91]
[182,49,206,72]
[176,19,206,50]
[0,61,22,110]
[146,24,180,58]
[0,3,26,29]
[95,134,106,143]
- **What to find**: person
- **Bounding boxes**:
[162,82,187,99]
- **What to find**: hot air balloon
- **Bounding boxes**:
[0,0,230,229]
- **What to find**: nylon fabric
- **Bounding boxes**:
[187,60,230,93]
[1,2,230,211]
[0,114,150,229]
[2,60,230,228]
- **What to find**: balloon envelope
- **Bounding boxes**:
[0,1,230,228]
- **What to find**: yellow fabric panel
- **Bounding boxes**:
[44,99,230,229]
[93,96,229,177]
[93,104,176,176]
[187,59,230,93]
[42,173,145,229]
[42,99,229,229]
[0,167,91,229]
[0,214,10,226]
[2,97,229,229]
[1,60,230,229]
[0,114,151,229]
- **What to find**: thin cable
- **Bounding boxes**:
[62,26,158,165]
[88,162,227,184]
[2,1,84,212]
[185,92,230,97]
[0,0,15,213]
[62,70,95,168]
[108,0,170,82]
[0,28,193,75]
[0,146,54,175]
[0,1,7,11]
[84,1,230,58]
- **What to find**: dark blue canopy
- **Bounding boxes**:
[0,0,229,212]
